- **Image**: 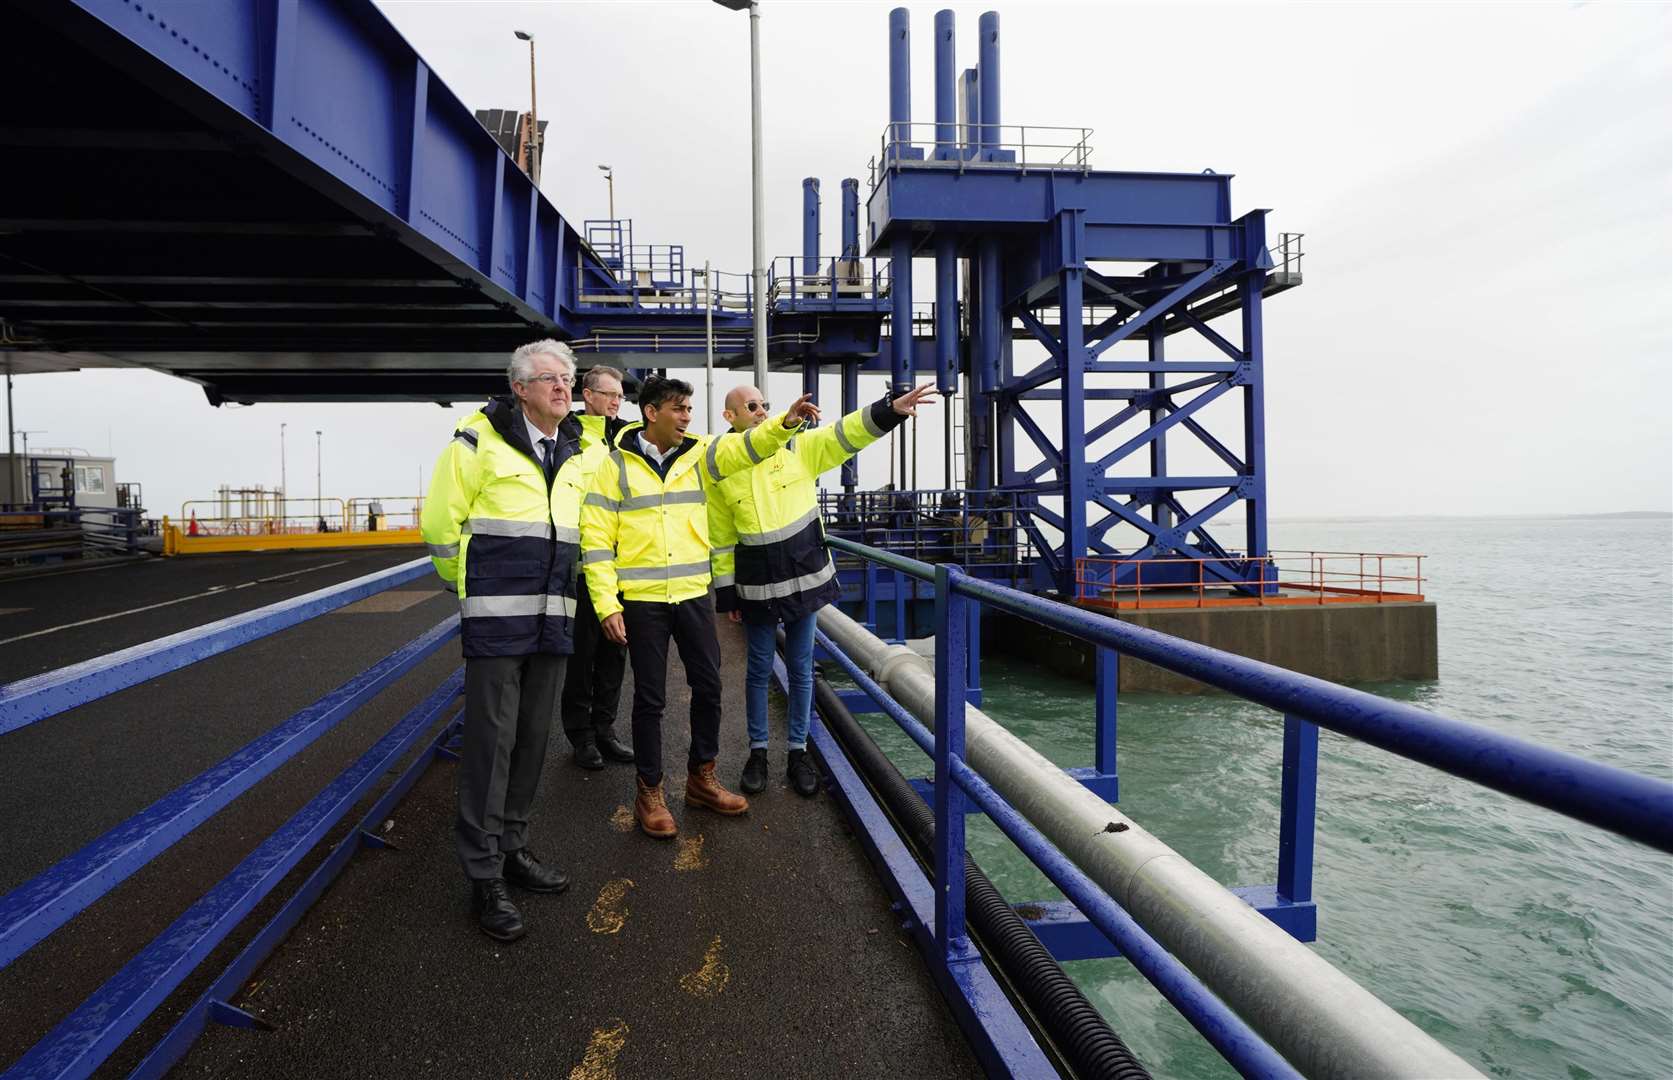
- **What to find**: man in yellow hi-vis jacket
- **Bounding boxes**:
[422,339,600,943]
[562,363,634,771]
[580,374,820,838]
[710,381,936,796]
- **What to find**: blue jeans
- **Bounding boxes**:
[745,611,817,751]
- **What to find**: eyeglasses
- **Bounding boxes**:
[586,389,624,401]
[522,373,574,387]
[744,401,770,414]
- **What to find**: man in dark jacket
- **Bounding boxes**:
[421,339,599,942]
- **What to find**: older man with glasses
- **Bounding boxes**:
[421,339,601,942]
[563,364,635,770]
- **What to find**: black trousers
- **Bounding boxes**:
[622,593,724,786]
[562,584,627,747]
[457,652,565,881]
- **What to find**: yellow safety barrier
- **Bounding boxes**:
[161,516,424,556]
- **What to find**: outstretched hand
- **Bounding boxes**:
[891,382,941,417]
[781,392,822,428]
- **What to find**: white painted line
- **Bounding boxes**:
[0,559,356,647]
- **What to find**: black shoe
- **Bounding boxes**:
[597,733,636,764]
[740,748,768,794]
[472,879,525,942]
[504,849,570,894]
[787,749,818,798]
[574,742,604,770]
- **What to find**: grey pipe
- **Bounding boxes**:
[817,605,1482,1080]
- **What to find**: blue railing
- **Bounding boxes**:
[0,558,463,1080]
[817,535,1673,1077]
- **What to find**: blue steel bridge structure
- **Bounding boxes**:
[6,5,1673,1080]
[0,0,1299,600]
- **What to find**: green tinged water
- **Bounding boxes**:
[845,516,1673,1079]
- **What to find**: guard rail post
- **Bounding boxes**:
[1277,715,1318,905]
[933,563,973,964]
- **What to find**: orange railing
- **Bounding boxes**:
[1075,550,1426,610]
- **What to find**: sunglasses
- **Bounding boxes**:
[744,400,770,414]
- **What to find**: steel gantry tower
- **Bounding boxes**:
[869,7,1301,598]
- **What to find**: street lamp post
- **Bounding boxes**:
[513,30,539,186]
[279,422,287,525]
[713,0,768,393]
[597,164,614,222]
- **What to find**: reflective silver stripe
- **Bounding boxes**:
[619,490,706,511]
[582,548,615,564]
[738,504,820,546]
[860,405,886,438]
[736,560,837,601]
[616,560,711,581]
[711,544,736,556]
[742,427,765,464]
[611,450,630,502]
[706,437,724,483]
[442,579,458,594]
[553,525,580,544]
[834,421,860,455]
[712,573,735,589]
[584,491,621,511]
[453,431,479,452]
[464,517,553,539]
[460,593,577,618]
[427,541,460,558]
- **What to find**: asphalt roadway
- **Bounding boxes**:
[0,551,979,1078]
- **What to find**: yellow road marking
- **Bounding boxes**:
[586,878,634,934]
[679,935,730,999]
[567,1019,629,1080]
[673,834,708,871]
[609,805,635,832]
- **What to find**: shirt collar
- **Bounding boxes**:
[523,410,558,451]
[637,431,677,465]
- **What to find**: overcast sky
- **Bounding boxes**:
[8,0,1670,527]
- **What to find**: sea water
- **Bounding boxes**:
[850,515,1673,1078]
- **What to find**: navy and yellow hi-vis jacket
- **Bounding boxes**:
[579,415,799,620]
[709,396,904,625]
[421,398,604,658]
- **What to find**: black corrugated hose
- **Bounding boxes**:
[808,669,1152,1080]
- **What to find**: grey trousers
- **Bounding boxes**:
[457,652,566,881]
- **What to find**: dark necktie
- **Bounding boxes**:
[539,437,556,487]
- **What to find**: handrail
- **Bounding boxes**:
[0,617,459,967]
[827,534,1673,851]
[0,558,462,1079]
[0,557,433,734]
[813,625,1298,1078]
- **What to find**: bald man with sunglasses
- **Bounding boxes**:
[709,381,937,796]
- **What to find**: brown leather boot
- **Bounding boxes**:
[635,776,678,839]
[685,760,749,816]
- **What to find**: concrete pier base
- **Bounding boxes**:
[993,601,1438,693]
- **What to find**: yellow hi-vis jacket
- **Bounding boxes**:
[421,398,604,658]
[576,411,626,453]
[709,396,903,624]
[580,416,799,620]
